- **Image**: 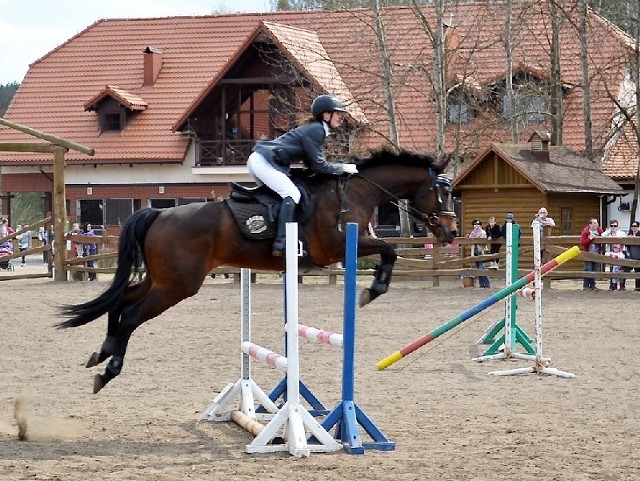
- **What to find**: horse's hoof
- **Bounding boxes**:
[85,351,100,368]
[359,289,371,307]
[92,374,105,394]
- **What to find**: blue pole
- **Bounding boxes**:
[342,223,358,402]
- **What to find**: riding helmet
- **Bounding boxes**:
[311,95,347,117]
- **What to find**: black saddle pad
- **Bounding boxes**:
[225,199,277,240]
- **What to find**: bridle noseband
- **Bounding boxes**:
[347,168,456,229]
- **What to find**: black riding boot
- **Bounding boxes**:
[272,196,296,257]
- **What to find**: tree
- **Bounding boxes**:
[0,82,19,117]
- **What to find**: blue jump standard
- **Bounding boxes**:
[319,223,395,454]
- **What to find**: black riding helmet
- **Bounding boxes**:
[311,95,347,117]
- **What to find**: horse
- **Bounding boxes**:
[57,148,457,394]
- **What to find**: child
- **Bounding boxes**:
[605,243,626,291]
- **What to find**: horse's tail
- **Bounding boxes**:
[56,208,161,329]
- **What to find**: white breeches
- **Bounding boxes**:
[247,152,301,203]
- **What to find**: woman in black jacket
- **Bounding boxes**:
[247,95,358,256]
[627,221,640,291]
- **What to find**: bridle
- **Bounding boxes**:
[350,167,456,228]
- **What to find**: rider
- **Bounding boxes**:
[247,94,359,256]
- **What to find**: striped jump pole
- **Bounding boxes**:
[376,245,581,370]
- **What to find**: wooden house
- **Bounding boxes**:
[452,132,624,235]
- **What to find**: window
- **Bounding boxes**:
[105,199,134,226]
[560,207,573,235]
[502,92,549,123]
[99,107,126,132]
[78,199,104,226]
[177,197,206,205]
[150,198,176,208]
[447,103,471,124]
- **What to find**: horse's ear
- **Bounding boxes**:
[434,153,452,172]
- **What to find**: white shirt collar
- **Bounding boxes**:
[322,120,331,137]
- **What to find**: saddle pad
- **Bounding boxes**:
[225,199,276,240]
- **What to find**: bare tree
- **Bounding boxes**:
[578,0,594,161]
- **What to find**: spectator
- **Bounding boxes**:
[468,219,490,288]
[38,226,50,265]
[580,218,603,291]
[627,221,640,292]
[531,207,555,237]
[500,212,518,240]
[605,243,626,291]
[485,216,502,269]
[601,219,626,290]
[17,224,32,267]
[84,223,98,281]
[531,207,555,262]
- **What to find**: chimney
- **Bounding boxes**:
[143,47,163,87]
[530,131,550,161]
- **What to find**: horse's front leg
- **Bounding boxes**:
[357,239,397,307]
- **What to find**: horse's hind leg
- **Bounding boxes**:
[84,310,120,368]
[92,285,190,394]
[86,280,150,369]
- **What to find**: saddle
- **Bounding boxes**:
[225,183,311,241]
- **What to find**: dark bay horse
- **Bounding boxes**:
[57,148,457,393]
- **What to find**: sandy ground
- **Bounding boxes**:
[0,272,639,481]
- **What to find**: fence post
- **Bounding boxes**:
[432,242,441,287]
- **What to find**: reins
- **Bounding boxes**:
[348,169,454,228]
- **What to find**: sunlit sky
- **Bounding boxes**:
[0,0,271,85]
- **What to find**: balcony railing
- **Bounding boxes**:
[195,139,254,167]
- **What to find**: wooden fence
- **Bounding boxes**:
[3,225,640,289]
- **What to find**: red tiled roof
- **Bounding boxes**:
[0,2,634,167]
[454,141,624,195]
[84,85,148,112]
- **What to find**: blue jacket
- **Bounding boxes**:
[252,120,344,176]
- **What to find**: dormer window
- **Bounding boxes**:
[447,90,473,124]
[84,85,147,133]
[491,67,551,124]
[102,109,125,132]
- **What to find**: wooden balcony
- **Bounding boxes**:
[195,139,254,166]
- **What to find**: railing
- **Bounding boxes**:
[195,139,254,166]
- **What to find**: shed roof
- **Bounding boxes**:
[454,142,624,195]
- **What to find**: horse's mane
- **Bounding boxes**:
[352,148,444,172]
[290,148,446,182]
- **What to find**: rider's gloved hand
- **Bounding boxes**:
[342,163,358,175]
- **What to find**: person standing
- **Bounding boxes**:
[580,218,603,291]
[605,243,626,291]
[627,221,640,291]
[84,223,98,281]
[17,224,32,267]
[531,208,555,263]
[247,94,358,256]
[485,216,502,269]
[601,219,626,289]
[469,219,490,288]
[500,212,518,239]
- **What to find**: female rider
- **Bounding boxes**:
[247,95,358,256]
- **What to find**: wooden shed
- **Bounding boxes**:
[452,132,624,236]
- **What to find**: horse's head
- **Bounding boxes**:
[350,148,457,243]
[413,154,457,244]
